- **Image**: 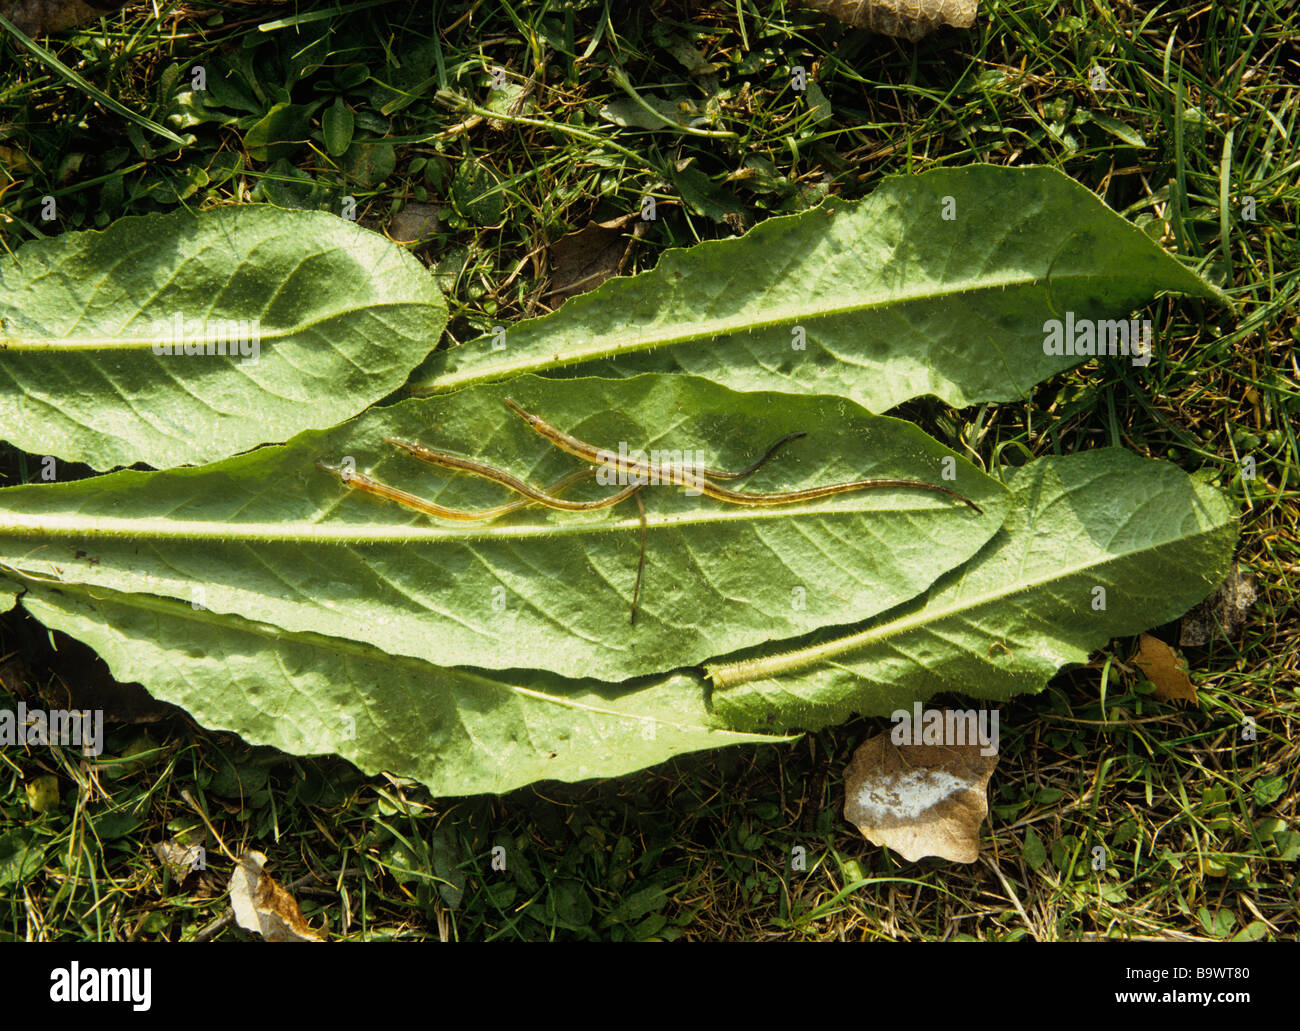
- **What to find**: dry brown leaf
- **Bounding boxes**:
[388,201,441,246]
[546,214,646,304]
[804,0,978,40]
[228,850,326,942]
[0,0,129,35]
[152,839,206,882]
[1179,564,1256,646]
[1132,633,1197,703]
[2,0,296,34]
[843,730,997,863]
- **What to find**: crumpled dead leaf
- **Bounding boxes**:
[1179,564,1256,646]
[2,0,295,31]
[843,731,997,863]
[0,0,128,36]
[804,0,978,40]
[1132,633,1197,703]
[546,214,647,304]
[228,850,326,942]
[153,838,206,882]
[388,201,441,246]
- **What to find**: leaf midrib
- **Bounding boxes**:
[431,265,1176,389]
[0,300,437,353]
[0,493,995,544]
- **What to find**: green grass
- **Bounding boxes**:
[1,0,1297,940]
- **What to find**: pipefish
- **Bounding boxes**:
[501,398,983,514]
[318,459,653,622]
[315,462,631,520]
[383,429,809,496]
[319,400,982,623]
[319,425,802,623]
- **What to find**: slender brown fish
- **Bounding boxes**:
[501,398,983,513]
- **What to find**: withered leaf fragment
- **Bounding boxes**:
[228,850,326,942]
[1,0,130,35]
[804,0,978,41]
[153,839,206,882]
[1132,633,1197,703]
[547,214,646,304]
[1179,564,1256,646]
[844,730,997,863]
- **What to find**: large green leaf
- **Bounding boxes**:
[0,374,1010,681]
[0,206,446,470]
[412,166,1225,410]
[706,449,1237,730]
[16,581,788,796]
